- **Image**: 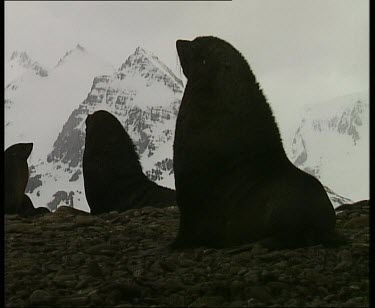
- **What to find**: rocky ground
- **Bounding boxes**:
[5,201,370,307]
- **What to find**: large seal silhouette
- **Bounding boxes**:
[4,143,49,217]
[83,110,176,214]
[172,36,336,248]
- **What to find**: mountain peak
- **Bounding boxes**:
[55,44,88,67]
[134,46,147,56]
[119,46,165,71]
[118,47,183,90]
[76,44,85,52]
[10,51,32,64]
[6,50,48,83]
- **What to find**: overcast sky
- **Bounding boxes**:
[5,0,369,132]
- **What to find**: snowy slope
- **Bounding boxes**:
[5,45,115,166]
[26,47,183,212]
[5,51,49,86]
[286,91,369,203]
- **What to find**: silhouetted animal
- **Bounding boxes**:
[5,143,50,217]
[83,110,176,214]
[172,36,337,249]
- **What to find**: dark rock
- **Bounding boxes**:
[267,281,289,293]
[28,289,54,306]
[250,244,269,255]
[52,222,76,231]
[75,215,98,226]
[230,280,244,298]
[52,273,77,288]
[244,286,271,303]
[334,261,352,272]
[243,271,259,284]
[247,298,265,307]
[4,197,369,307]
[6,223,36,233]
[76,276,94,289]
[344,215,369,228]
[86,243,117,255]
[55,296,89,306]
[190,295,225,307]
[343,297,367,306]
[87,261,103,277]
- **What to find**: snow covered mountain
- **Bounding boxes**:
[25,47,184,212]
[5,51,49,86]
[323,185,353,207]
[5,44,115,166]
[286,91,369,203]
[6,45,364,212]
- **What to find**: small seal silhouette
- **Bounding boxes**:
[5,143,49,217]
[172,36,336,248]
[83,110,176,214]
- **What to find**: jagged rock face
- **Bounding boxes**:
[289,92,369,202]
[5,51,49,117]
[48,48,183,169]
[47,108,86,168]
[28,47,183,212]
[323,185,353,206]
[292,100,368,165]
[146,158,174,182]
[6,51,48,85]
[10,51,49,78]
[46,191,75,212]
[119,47,184,93]
[4,44,115,165]
[55,44,86,67]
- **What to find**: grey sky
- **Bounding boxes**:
[5,0,369,132]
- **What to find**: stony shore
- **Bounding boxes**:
[5,201,369,307]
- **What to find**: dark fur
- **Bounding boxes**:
[83,110,176,214]
[172,36,337,248]
[4,143,50,217]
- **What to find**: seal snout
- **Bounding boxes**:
[176,40,191,52]
[25,143,33,157]
[176,40,191,59]
[176,40,192,77]
[13,143,33,159]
